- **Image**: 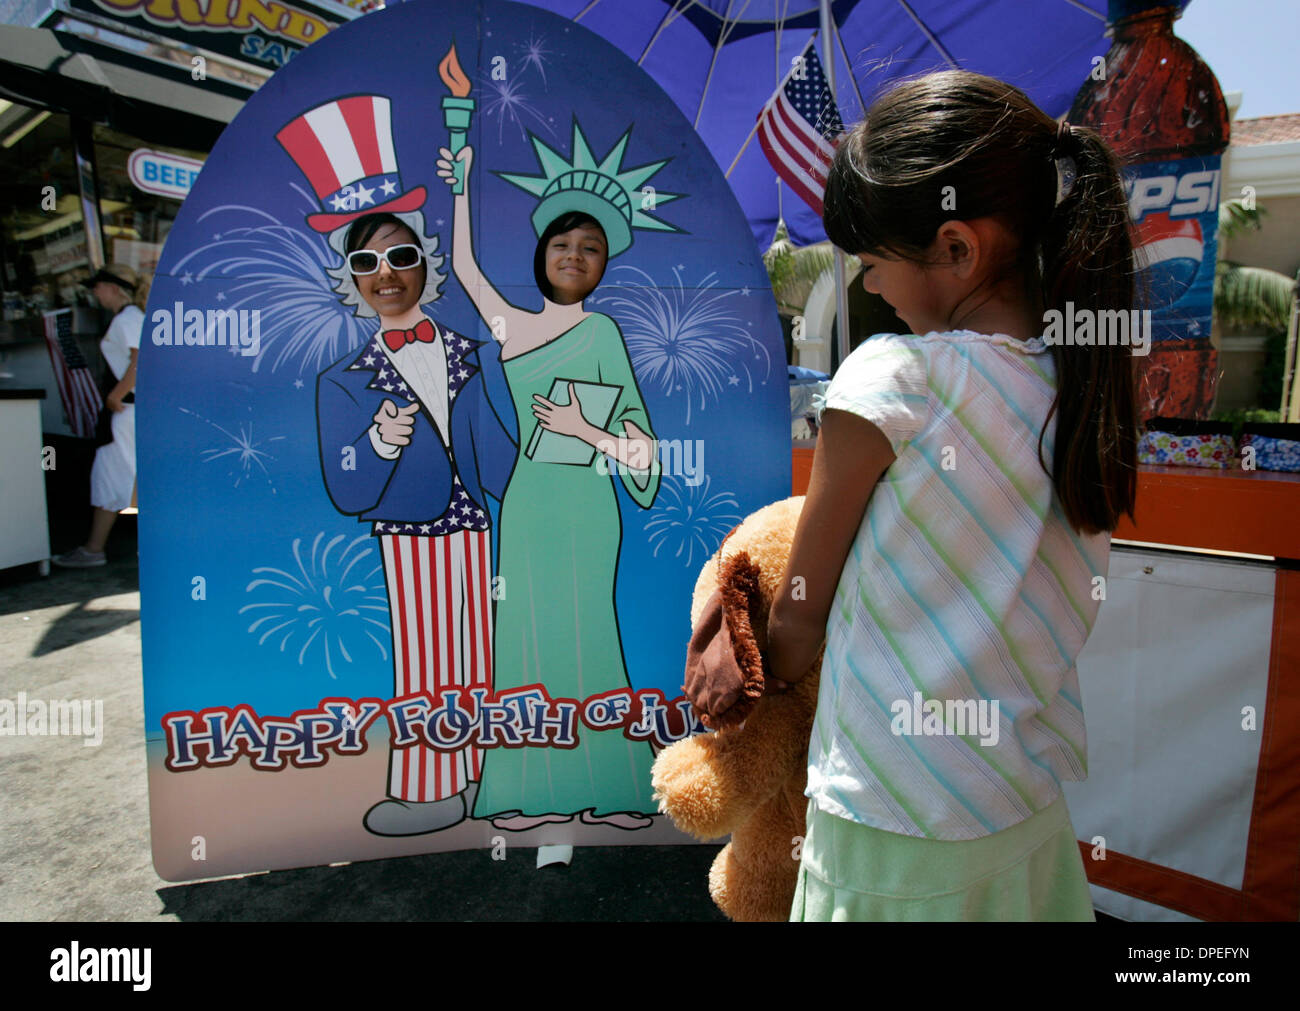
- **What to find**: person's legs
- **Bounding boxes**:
[85,507,119,553]
[52,507,117,567]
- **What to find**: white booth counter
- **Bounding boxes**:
[0,389,51,574]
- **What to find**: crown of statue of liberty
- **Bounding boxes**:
[497,119,683,257]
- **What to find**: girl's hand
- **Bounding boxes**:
[106,390,125,413]
[533,383,589,440]
[435,145,473,187]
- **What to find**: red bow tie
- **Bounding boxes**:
[383,318,437,352]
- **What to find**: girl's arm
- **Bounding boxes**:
[766,408,895,686]
[435,145,528,340]
[531,386,655,470]
[106,347,138,412]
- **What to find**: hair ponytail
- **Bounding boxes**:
[822,70,1138,536]
[1037,125,1139,535]
[130,271,152,312]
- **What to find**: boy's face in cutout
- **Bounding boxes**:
[545,224,608,305]
[353,222,426,319]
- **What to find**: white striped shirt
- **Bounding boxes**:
[810,331,1111,840]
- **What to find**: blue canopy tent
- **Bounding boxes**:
[520,0,1192,250]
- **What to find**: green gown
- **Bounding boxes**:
[473,313,661,818]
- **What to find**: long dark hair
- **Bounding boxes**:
[823,70,1137,535]
[534,211,606,301]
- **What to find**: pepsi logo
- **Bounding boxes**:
[1133,212,1203,308]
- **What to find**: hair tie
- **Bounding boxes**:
[1052,121,1077,208]
[1054,120,1073,157]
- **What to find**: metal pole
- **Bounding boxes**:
[820,0,851,371]
[1282,270,1299,422]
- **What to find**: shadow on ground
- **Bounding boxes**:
[0,516,138,620]
[158,844,731,922]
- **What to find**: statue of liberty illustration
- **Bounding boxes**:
[436,120,685,831]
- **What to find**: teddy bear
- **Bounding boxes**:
[650,496,822,922]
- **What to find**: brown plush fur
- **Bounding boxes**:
[651,496,822,922]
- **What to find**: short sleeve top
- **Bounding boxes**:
[810,331,1111,841]
[101,305,144,382]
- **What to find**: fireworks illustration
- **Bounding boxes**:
[168,187,377,375]
[481,73,555,145]
[643,475,742,569]
[179,405,285,492]
[238,533,390,679]
[595,265,772,422]
[517,31,552,87]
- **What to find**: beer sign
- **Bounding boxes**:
[128,149,205,200]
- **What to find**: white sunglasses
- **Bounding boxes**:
[347,244,424,275]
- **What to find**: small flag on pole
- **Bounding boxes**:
[43,308,102,439]
[756,37,845,216]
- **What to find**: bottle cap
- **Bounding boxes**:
[1108,0,1181,24]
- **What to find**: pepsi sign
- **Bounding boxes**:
[1124,156,1223,343]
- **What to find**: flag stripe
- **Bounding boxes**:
[755,38,843,216]
[43,310,101,439]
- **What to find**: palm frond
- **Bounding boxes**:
[764,221,840,313]
[1214,261,1296,332]
[1218,197,1268,241]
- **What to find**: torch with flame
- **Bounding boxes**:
[439,44,474,195]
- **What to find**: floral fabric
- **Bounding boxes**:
[1240,433,1300,473]
[1137,430,1235,468]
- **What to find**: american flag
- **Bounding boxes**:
[43,309,102,439]
[757,38,845,215]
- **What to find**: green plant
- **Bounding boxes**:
[1218,196,1268,242]
[1210,406,1281,439]
[1214,260,1294,333]
[763,220,835,315]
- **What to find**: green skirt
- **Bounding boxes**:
[790,792,1094,922]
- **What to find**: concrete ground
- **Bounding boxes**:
[0,518,726,922]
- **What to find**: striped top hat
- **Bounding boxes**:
[276,95,427,233]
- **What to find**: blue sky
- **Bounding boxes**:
[1178,0,1300,119]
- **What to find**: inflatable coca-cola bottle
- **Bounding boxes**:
[1069,0,1230,420]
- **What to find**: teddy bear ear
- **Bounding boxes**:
[714,550,767,724]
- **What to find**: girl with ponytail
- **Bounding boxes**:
[689,70,1138,920]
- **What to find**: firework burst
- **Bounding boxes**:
[481,73,554,145]
[179,405,285,492]
[517,31,552,87]
[594,265,771,422]
[238,533,390,679]
[643,475,742,569]
[167,186,377,375]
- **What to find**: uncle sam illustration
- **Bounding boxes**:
[277,94,515,836]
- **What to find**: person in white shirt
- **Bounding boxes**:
[54,264,146,568]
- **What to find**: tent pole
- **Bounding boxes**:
[725,118,761,178]
[820,0,850,370]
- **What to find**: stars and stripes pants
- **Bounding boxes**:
[379,530,493,803]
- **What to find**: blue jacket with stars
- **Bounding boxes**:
[315,322,517,529]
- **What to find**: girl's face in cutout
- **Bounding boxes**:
[545,224,607,305]
[353,222,426,319]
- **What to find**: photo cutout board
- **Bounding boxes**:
[138,0,790,880]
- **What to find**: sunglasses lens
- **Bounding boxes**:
[388,245,421,269]
[349,252,379,274]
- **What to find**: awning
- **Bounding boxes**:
[0,25,243,149]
